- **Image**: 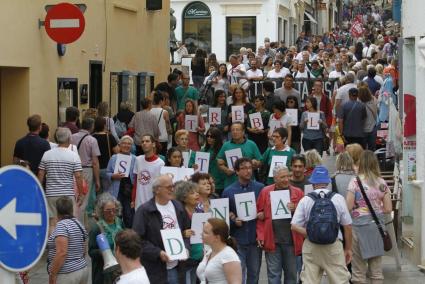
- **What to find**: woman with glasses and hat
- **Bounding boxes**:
[88,193,124,284]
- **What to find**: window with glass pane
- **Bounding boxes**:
[183,18,211,54]
[226,17,256,59]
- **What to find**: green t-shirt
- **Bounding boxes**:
[175,86,199,110]
[261,146,296,184]
[216,139,262,187]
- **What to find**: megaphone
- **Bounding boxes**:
[96,233,120,272]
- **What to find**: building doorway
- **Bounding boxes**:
[182,1,211,54]
[89,61,103,109]
[57,78,78,125]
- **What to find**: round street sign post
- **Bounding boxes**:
[0,166,48,283]
[44,2,85,44]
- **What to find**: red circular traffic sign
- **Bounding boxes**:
[44,3,85,44]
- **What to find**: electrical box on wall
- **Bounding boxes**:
[146,0,162,10]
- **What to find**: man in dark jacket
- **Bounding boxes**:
[133,174,190,284]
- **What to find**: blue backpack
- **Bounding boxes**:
[306,191,339,244]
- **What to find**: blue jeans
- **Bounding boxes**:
[237,243,262,284]
[167,267,179,284]
[265,243,297,284]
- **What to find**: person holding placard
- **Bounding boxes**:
[247,95,271,154]
[262,128,296,185]
[175,181,204,284]
[165,147,184,167]
[106,135,137,228]
[275,74,301,108]
[291,166,352,284]
[300,96,327,155]
[268,101,292,147]
[226,87,253,127]
[217,122,262,188]
[211,90,229,134]
[133,175,191,284]
[196,218,242,284]
[222,158,264,284]
[256,166,304,284]
[189,127,225,195]
[132,135,165,210]
[177,100,206,151]
[175,73,199,111]
[285,96,302,153]
[192,172,213,213]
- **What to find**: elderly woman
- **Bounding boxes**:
[89,193,124,284]
[106,135,136,228]
[175,181,203,284]
[48,197,88,284]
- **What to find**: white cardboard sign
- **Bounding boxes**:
[160,166,194,183]
[182,151,190,168]
[160,229,188,261]
[304,184,314,195]
[248,112,264,130]
[194,151,210,173]
[209,107,221,125]
[224,148,243,170]
[268,156,288,177]
[190,212,212,244]
[307,112,320,130]
[234,192,257,221]
[185,115,198,132]
[231,105,244,123]
[210,198,230,225]
[113,154,132,177]
[286,109,298,126]
[270,190,292,220]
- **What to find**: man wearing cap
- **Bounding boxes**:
[291,166,352,284]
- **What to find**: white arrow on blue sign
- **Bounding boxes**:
[0,166,48,272]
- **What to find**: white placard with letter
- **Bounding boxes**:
[210,198,230,225]
[194,151,210,173]
[270,190,292,220]
[209,107,221,125]
[268,119,283,133]
[182,151,190,168]
[248,112,264,130]
[234,192,257,221]
[160,167,194,183]
[224,148,243,170]
[286,109,298,126]
[231,105,244,123]
[185,115,198,132]
[160,229,188,260]
[307,112,320,130]
[113,154,132,177]
[268,156,288,177]
[190,212,212,244]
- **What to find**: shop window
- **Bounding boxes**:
[182,2,211,54]
[226,17,256,59]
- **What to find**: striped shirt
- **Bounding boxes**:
[39,147,82,197]
[48,218,88,274]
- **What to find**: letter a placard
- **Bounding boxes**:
[160,229,188,260]
[114,154,132,177]
[234,192,257,221]
[270,190,291,220]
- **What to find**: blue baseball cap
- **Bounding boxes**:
[308,165,331,184]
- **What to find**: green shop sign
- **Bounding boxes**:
[184,2,211,18]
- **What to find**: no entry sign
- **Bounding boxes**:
[44,3,85,44]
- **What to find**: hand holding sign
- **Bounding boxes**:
[268,156,288,177]
[307,112,320,130]
[114,154,132,177]
[190,213,212,244]
[185,115,198,132]
[160,229,188,261]
[194,152,210,173]
[211,198,230,225]
[286,109,298,126]
[209,108,221,125]
[270,190,292,220]
[225,148,243,171]
[231,106,245,123]
[248,112,264,130]
[234,192,257,221]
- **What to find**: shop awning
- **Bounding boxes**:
[304,11,317,24]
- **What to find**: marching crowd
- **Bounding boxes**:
[10,1,400,284]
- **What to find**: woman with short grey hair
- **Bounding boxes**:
[174,181,203,284]
[332,152,356,198]
[89,193,124,284]
[106,135,136,228]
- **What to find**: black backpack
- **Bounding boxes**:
[306,191,339,244]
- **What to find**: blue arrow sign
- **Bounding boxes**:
[0,166,48,271]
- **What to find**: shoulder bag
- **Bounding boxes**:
[356,176,392,251]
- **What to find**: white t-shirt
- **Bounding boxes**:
[196,246,240,284]
[266,68,290,79]
[156,201,180,269]
[246,69,263,80]
[328,70,345,79]
[117,267,150,284]
[294,70,313,79]
[336,83,357,107]
[268,114,292,135]
[133,156,165,209]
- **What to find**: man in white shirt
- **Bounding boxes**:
[115,229,150,284]
[291,166,352,284]
[293,61,313,79]
[266,60,290,79]
[362,41,374,59]
[246,59,264,81]
[335,72,357,114]
[227,54,246,85]
[328,60,346,79]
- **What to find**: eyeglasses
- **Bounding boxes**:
[104,208,118,214]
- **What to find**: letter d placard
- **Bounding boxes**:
[160,229,188,261]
